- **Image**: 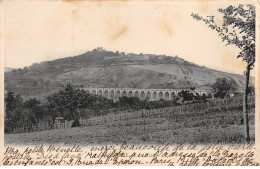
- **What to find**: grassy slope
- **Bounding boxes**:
[57,64,247,90]
[5,107,255,145]
[4,50,254,99]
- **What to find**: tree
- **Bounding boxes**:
[191,4,255,142]
[47,84,85,127]
[178,90,194,103]
[4,91,24,133]
[46,84,105,127]
[24,98,43,124]
[212,78,238,99]
[118,96,141,109]
[5,91,23,113]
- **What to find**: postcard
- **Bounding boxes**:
[0,0,259,166]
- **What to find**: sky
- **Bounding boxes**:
[1,0,256,76]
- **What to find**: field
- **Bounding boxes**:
[5,104,255,146]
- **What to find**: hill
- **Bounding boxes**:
[4,47,253,99]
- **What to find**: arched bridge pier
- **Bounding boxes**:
[83,88,213,101]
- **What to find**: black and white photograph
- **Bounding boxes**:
[0,0,259,166]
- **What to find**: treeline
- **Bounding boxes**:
[5,84,113,132]
[6,77,252,132]
[5,84,213,133]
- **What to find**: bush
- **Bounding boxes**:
[212,78,238,99]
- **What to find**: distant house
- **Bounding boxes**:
[157,55,165,60]
[96,47,104,52]
[143,54,149,60]
[175,56,185,64]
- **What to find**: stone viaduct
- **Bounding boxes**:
[83,88,213,101]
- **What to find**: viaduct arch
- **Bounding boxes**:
[83,88,213,101]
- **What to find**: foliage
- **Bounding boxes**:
[247,86,255,94]
[24,98,43,121]
[118,96,143,109]
[212,77,238,99]
[5,103,255,145]
[178,90,193,102]
[5,95,44,131]
[46,84,114,125]
[5,84,213,133]
[192,6,255,142]
[177,89,209,103]
[191,4,255,67]
[5,91,23,113]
